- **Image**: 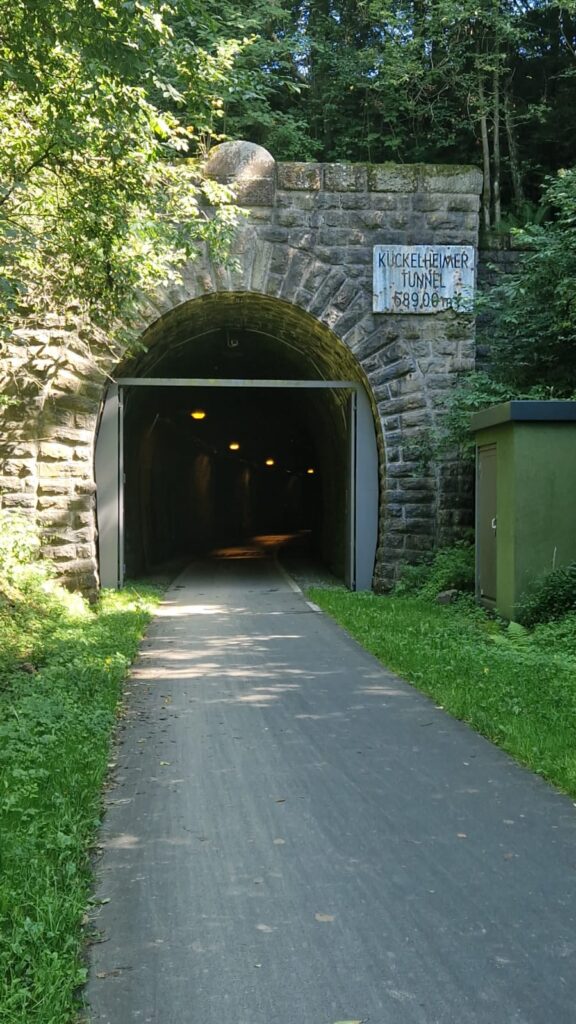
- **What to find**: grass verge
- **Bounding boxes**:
[0,578,161,1024]
[308,588,576,797]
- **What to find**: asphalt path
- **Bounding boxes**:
[87,552,576,1024]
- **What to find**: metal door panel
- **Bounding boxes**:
[118,388,125,587]
[345,391,357,590]
[354,386,379,590]
[477,444,497,602]
[95,385,121,588]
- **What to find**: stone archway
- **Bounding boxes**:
[96,291,381,590]
[0,141,481,594]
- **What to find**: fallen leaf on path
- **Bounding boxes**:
[315,913,335,922]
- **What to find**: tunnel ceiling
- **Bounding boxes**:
[121,291,362,475]
[124,384,323,475]
[121,293,366,383]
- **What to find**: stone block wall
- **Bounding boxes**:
[0,142,483,594]
[0,317,117,594]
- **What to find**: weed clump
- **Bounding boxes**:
[394,542,475,599]
[517,562,576,626]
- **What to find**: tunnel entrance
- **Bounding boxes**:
[124,382,330,576]
[96,377,377,590]
[95,293,380,591]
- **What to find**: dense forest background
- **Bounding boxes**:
[1,0,576,393]
[220,0,576,231]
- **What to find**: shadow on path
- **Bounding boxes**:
[87,551,576,1024]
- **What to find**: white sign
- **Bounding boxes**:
[373,244,475,314]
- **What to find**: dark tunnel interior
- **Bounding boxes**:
[120,295,368,581]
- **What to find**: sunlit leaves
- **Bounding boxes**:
[0,0,244,341]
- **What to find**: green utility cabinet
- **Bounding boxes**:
[470,401,576,620]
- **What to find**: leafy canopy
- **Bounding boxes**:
[0,0,248,334]
[219,2,576,211]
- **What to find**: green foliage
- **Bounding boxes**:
[0,512,41,579]
[395,542,475,598]
[404,167,576,465]
[483,168,576,392]
[393,560,433,597]
[211,1,576,218]
[435,373,520,461]
[488,619,533,649]
[405,372,521,468]
[1,0,575,346]
[407,367,566,468]
[308,587,576,795]
[418,544,476,599]
[516,561,576,626]
[0,0,242,338]
[532,612,576,652]
[0,512,161,1023]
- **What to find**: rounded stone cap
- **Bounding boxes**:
[204,141,276,184]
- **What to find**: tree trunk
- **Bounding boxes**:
[478,74,492,232]
[504,84,524,211]
[493,66,501,230]
[307,0,332,155]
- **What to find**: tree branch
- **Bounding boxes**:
[0,145,55,209]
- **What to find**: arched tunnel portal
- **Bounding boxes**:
[96,293,381,589]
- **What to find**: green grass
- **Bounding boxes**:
[0,573,161,1024]
[308,588,576,797]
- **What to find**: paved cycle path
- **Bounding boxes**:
[87,555,576,1024]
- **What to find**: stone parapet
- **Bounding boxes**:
[277,160,482,198]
